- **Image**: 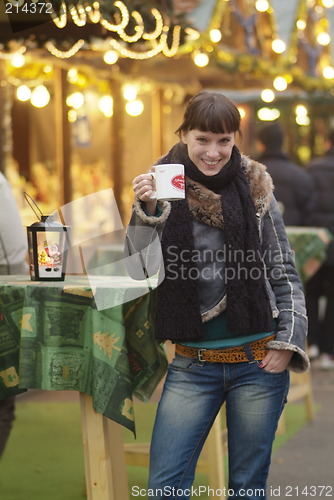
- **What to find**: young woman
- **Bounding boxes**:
[126,91,309,500]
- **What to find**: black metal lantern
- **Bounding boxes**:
[25,194,69,282]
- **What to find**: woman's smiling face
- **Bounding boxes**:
[181,129,235,176]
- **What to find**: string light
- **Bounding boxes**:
[255,0,269,12]
[30,85,50,108]
[10,53,25,68]
[103,50,119,65]
[45,40,85,59]
[272,39,286,54]
[295,104,308,117]
[125,99,144,116]
[122,84,138,101]
[323,65,334,79]
[321,0,334,7]
[98,95,113,117]
[193,51,209,67]
[257,108,281,121]
[210,29,222,43]
[66,92,85,109]
[16,85,31,101]
[317,32,331,46]
[261,89,275,103]
[273,76,288,91]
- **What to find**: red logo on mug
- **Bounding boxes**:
[171,174,185,191]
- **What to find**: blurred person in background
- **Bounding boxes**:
[0,170,28,458]
[256,122,316,226]
[305,130,334,369]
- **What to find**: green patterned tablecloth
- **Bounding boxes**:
[0,276,167,434]
[286,226,333,284]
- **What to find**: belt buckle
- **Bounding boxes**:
[197,348,206,362]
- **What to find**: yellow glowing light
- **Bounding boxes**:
[123,84,138,101]
[322,0,334,7]
[261,89,275,103]
[323,65,334,79]
[16,85,31,101]
[103,50,119,64]
[255,0,269,12]
[273,76,288,91]
[43,65,53,74]
[66,92,85,109]
[68,109,77,123]
[317,32,331,45]
[296,20,306,30]
[125,99,144,116]
[295,104,308,117]
[98,95,113,117]
[30,86,50,108]
[67,68,78,83]
[210,29,222,43]
[272,39,286,54]
[296,115,310,126]
[193,52,209,67]
[11,53,25,68]
[238,107,246,119]
[257,108,281,121]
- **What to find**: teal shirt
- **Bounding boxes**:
[181,312,276,348]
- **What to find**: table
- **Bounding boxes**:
[286,226,333,284]
[0,275,167,499]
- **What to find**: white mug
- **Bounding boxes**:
[150,164,185,201]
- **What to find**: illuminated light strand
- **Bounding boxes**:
[70,3,87,27]
[109,35,166,60]
[0,47,26,59]
[86,4,101,23]
[45,39,85,59]
[51,1,67,28]
[162,25,182,57]
[118,11,144,43]
[100,1,129,32]
[142,8,164,40]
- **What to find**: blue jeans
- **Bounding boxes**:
[148,354,290,500]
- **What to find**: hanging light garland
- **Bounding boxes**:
[45,1,185,60]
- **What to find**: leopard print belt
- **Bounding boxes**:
[175,334,276,363]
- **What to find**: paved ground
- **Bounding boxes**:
[268,366,334,499]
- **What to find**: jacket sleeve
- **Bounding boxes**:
[0,176,28,275]
[124,197,171,280]
[261,195,310,372]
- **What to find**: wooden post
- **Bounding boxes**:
[110,79,125,221]
[151,87,164,162]
[54,66,72,206]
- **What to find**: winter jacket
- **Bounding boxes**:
[307,147,334,265]
[0,172,28,275]
[258,150,316,226]
[125,155,309,373]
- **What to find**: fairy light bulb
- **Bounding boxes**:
[125,99,144,116]
[255,0,269,12]
[257,108,281,121]
[317,32,331,45]
[296,20,306,30]
[209,29,222,43]
[123,84,138,101]
[321,0,334,7]
[193,52,209,67]
[66,92,85,109]
[273,76,288,91]
[323,65,334,79]
[272,39,286,54]
[30,86,50,108]
[16,85,31,101]
[295,104,308,117]
[11,53,25,68]
[103,50,119,65]
[261,89,275,103]
[98,95,113,117]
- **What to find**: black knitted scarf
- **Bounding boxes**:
[154,142,273,342]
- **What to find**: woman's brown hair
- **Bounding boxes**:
[176,91,241,137]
